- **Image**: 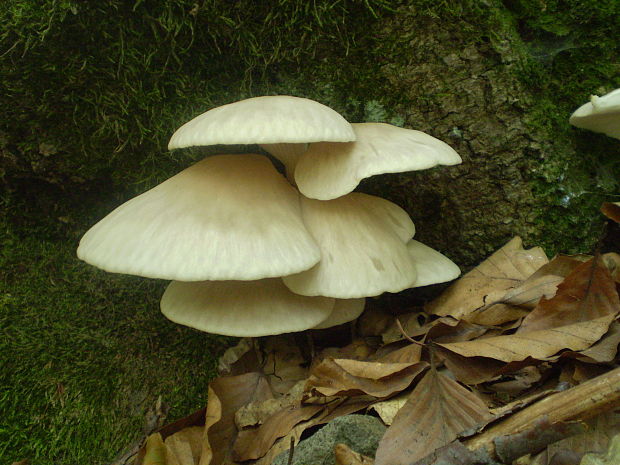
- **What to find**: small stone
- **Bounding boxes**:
[273,414,386,465]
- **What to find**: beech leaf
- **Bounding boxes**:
[200,373,273,465]
[305,357,428,398]
[426,237,548,319]
[519,256,620,333]
[438,315,616,362]
[375,367,493,465]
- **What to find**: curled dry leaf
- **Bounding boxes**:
[384,314,486,345]
[465,367,620,460]
[233,403,325,461]
[218,338,255,375]
[580,432,620,465]
[164,427,204,465]
[143,433,167,465]
[462,255,584,327]
[372,341,422,364]
[305,357,428,398]
[438,314,616,363]
[545,409,620,464]
[370,391,409,425]
[601,202,620,224]
[519,256,620,334]
[426,237,548,319]
[561,322,620,364]
[374,367,493,465]
[252,398,370,465]
[235,380,306,429]
[464,303,530,326]
[200,373,273,465]
[260,335,309,396]
[435,345,505,384]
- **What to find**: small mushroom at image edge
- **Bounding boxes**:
[569,88,620,139]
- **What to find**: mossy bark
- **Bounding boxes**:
[2,0,618,266]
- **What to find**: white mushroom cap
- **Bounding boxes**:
[259,142,308,180]
[312,298,366,329]
[161,279,335,337]
[77,154,320,281]
[406,240,461,287]
[294,123,462,200]
[354,194,415,243]
[282,193,418,298]
[569,88,620,139]
[168,95,356,149]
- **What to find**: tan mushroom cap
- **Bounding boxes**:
[312,298,366,329]
[407,240,461,287]
[161,279,335,337]
[569,88,620,139]
[77,154,320,281]
[353,194,415,243]
[168,95,356,149]
[294,123,462,200]
[259,142,308,179]
[282,193,418,299]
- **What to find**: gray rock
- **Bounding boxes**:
[273,414,386,465]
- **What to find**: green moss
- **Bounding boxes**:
[499,0,620,255]
[1,0,399,192]
[0,223,230,464]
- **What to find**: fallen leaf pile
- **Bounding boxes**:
[129,236,620,465]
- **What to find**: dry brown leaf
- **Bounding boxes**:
[381,312,425,344]
[561,320,620,364]
[370,392,409,425]
[544,410,620,463]
[438,314,616,362]
[373,341,422,364]
[251,398,370,465]
[567,322,620,363]
[218,338,258,376]
[200,373,273,465]
[318,338,378,362]
[235,380,306,429]
[233,403,325,461]
[486,366,542,395]
[357,305,394,337]
[335,443,375,465]
[464,303,530,326]
[143,433,167,465]
[601,202,620,223]
[260,335,309,396]
[164,427,203,465]
[461,255,584,327]
[374,367,493,465]
[305,357,428,398]
[435,346,505,384]
[519,256,620,334]
[426,237,548,319]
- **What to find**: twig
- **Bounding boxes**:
[465,366,620,461]
[287,436,295,465]
[395,318,426,347]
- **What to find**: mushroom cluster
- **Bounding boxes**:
[78,96,462,337]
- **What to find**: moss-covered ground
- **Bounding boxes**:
[0,209,228,463]
[1,0,619,463]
